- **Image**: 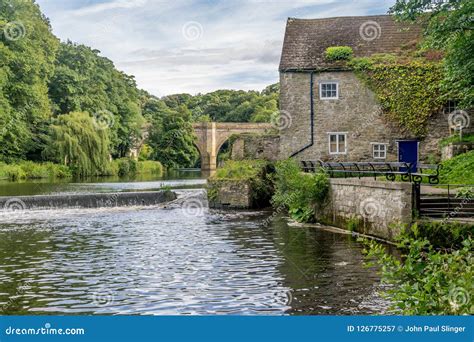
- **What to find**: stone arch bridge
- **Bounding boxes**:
[193,122,274,173]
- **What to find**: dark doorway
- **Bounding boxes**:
[398,140,419,172]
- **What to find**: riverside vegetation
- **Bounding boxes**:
[1,0,278,179]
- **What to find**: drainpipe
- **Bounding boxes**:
[290,71,314,157]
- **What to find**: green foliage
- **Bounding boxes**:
[211,160,274,208]
[162,84,279,123]
[143,99,198,168]
[272,159,329,223]
[0,0,59,161]
[405,221,473,250]
[390,0,473,108]
[0,161,71,181]
[137,160,163,175]
[440,150,474,184]
[213,159,268,180]
[439,133,474,147]
[346,216,361,232]
[49,41,145,157]
[138,144,153,161]
[350,57,444,136]
[115,158,136,177]
[0,2,279,171]
[43,112,110,177]
[363,235,473,315]
[325,46,353,61]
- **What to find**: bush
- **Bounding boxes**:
[325,46,353,61]
[212,160,274,208]
[214,160,269,180]
[137,161,163,175]
[116,158,132,177]
[363,236,473,315]
[405,221,473,250]
[0,161,71,181]
[272,159,329,223]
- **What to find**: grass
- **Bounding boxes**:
[439,150,474,184]
[439,133,474,147]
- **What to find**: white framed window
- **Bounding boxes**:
[319,82,338,99]
[371,143,387,159]
[443,100,458,115]
[328,133,347,154]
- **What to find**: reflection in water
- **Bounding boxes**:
[0,189,389,315]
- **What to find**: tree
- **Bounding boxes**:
[390,0,473,108]
[0,0,59,161]
[48,41,145,158]
[43,112,110,177]
[144,99,198,168]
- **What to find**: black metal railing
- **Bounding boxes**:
[300,160,442,184]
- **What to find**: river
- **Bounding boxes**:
[0,171,390,315]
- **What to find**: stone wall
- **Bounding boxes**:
[207,179,252,209]
[441,142,474,161]
[321,178,413,241]
[230,134,280,161]
[279,70,453,163]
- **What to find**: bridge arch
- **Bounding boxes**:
[192,122,273,174]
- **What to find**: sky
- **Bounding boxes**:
[35,0,394,97]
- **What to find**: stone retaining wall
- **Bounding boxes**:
[441,142,474,161]
[321,178,413,241]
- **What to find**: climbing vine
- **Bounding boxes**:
[349,56,445,136]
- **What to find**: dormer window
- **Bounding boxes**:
[319,82,338,99]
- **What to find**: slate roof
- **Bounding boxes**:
[279,15,422,71]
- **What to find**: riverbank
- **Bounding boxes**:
[0,159,163,181]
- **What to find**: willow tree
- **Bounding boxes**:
[43,112,110,177]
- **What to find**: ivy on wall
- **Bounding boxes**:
[349,55,445,137]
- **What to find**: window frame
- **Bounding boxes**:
[371,142,388,159]
[319,81,339,100]
[327,132,347,155]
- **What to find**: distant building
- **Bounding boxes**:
[278,15,467,164]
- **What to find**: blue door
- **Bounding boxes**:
[398,140,418,172]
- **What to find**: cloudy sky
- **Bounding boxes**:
[35,0,394,96]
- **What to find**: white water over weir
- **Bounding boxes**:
[0,190,177,211]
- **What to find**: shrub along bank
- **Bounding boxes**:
[272,159,329,223]
[208,160,274,209]
[363,220,473,315]
[0,159,163,181]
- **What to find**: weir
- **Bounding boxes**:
[0,190,177,211]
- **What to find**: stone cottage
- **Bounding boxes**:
[278,15,466,164]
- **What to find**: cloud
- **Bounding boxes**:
[35,0,392,96]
